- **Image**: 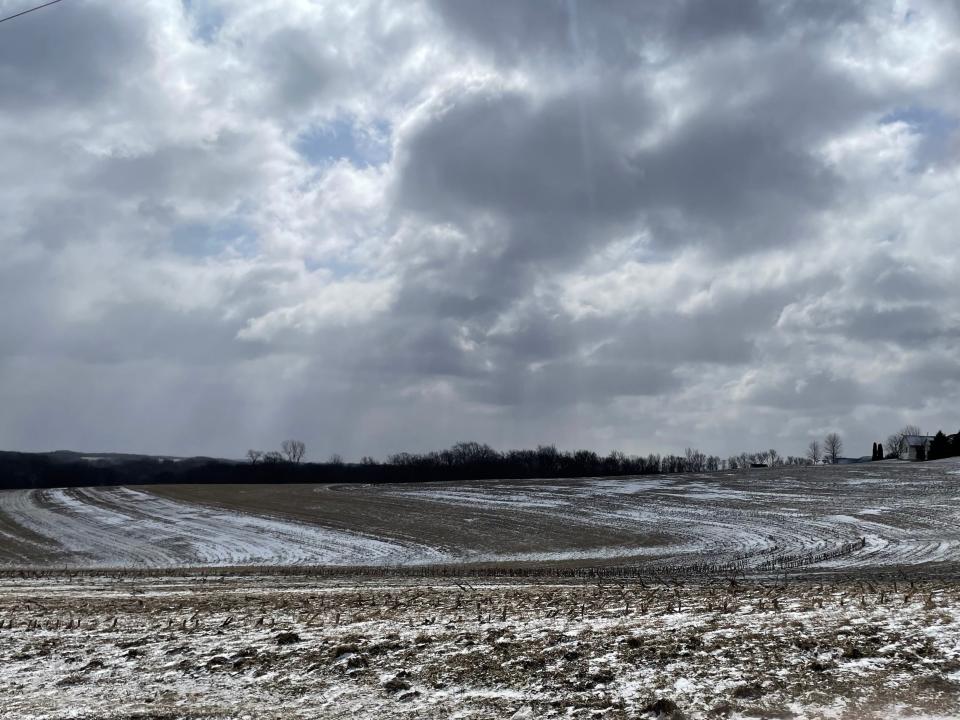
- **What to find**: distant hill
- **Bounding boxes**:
[0,449,240,490]
[42,449,228,466]
[0,449,412,490]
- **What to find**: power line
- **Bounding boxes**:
[0,0,66,25]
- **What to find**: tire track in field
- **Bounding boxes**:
[379,459,960,571]
[1,459,958,571]
[0,487,448,567]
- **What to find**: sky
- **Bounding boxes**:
[1,0,959,461]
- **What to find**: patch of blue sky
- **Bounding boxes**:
[882,106,958,134]
[170,219,256,258]
[182,0,224,43]
[880,105,959,170]
[295,117,391,168]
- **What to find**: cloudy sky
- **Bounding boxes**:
[1,0,958,461]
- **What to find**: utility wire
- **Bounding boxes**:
[0,0,66,25]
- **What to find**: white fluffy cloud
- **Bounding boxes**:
[1,0,959,459]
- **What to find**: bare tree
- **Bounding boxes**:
[246,449,263,465]
[684,447,706,472]
[263,451,284,463]
[281,439,306,464]
[767,449,780,467]
[806,440,822,464]
[328,453,344,466]
[824,433,843,464]
[886,433,905,460]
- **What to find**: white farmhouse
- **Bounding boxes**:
[905,435,935,461]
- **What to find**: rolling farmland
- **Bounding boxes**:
[0,459,958,575]
[2,460,960,718]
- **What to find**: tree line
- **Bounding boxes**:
[247,440,815,478]
[252,423,960,479]
[927,430,960,459]
[2,423,957,491]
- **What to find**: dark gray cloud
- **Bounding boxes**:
[0,1,148,109]
[633,115,838,252]
[0,0,958,460]
[430,0,854,69]
[396,87,650,241]
[258,27,335,110]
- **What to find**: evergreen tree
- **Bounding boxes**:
[877,442,884,459]
[929,431,950,460]
[872,442,878,460]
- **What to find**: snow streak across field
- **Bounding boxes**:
[0,458,958,571]
[0,488,445,567]
[375,459,960,573]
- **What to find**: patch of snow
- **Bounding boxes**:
[0,487,448,568]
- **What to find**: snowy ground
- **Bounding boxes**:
[2,461,960,718]
[2,574,960,719]
[1,458,959,574]
[0,487,445,567]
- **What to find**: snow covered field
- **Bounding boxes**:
[0,487,445,567]
[2,461,960,719]
[1,458,959,574]
[1,575,959,719]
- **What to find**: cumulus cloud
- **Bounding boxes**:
[1,0,959,459]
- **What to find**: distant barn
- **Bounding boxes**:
[905,435,935,461]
